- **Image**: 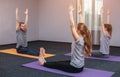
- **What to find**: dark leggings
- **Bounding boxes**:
[91,50,109,58]
[44,60,84,73]
[16,46,39,56]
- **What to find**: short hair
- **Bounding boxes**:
[19,22,25,26]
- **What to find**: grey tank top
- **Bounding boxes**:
[70,38,84,68]
[16,29,27,48]
[100,32,111,54]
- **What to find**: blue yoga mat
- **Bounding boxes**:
[22,61,114,77]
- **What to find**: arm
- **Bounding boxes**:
[69,5,81,41]
[24,9,28,28]
[100,7,106,34]
[107,9,110,24]
[16,8,20,30]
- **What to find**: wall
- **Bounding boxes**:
[39,0,77,43]
[0,0,39,45]
[1,0,120,46]
[104,0,120,46]
[39,0,120,46]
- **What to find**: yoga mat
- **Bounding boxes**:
[64,53,120,62]
[22,61,114,77]
[0,48,55,59]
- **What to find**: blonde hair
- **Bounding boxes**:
[77,23,92,56]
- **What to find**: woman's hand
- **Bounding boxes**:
[69,5,74,14]
[24,8,28,15]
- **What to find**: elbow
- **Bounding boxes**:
[70,24,74,28]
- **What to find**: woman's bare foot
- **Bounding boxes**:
[40,48,45,57]
[38,47,46,65]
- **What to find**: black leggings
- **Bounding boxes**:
[91,51,109,58]
[44,60,84,73]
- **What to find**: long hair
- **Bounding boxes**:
[104,24,112,37]
[77,23,92,56]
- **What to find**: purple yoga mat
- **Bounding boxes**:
[22,61,114,77]
[65,53,120,62]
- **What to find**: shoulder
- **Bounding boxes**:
[75,37,84,46]
[103,31,111,39]
[104,31,110,36]
[16,29,20,32]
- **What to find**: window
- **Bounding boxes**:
[77,0,103,31]
[77,0,103,44]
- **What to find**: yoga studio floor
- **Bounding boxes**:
[0,41,120,77]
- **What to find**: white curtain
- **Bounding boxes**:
[77,0,103,45]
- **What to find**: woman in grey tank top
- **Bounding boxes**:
[38,4,92,73]
[92,7,112,58]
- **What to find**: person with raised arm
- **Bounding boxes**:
[38,4,92,73]
[92,7,112,57]
[16,8,40,56]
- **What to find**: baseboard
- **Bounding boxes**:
[0,40,120,48]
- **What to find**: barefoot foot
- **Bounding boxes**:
[38,47,46,65]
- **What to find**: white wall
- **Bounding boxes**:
[1,0,120,46]
[39,0,77,43]
[104,0,120,46]
[0,0,39,45]
[39,0,120,46]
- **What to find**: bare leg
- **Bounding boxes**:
[38,47,46,65]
